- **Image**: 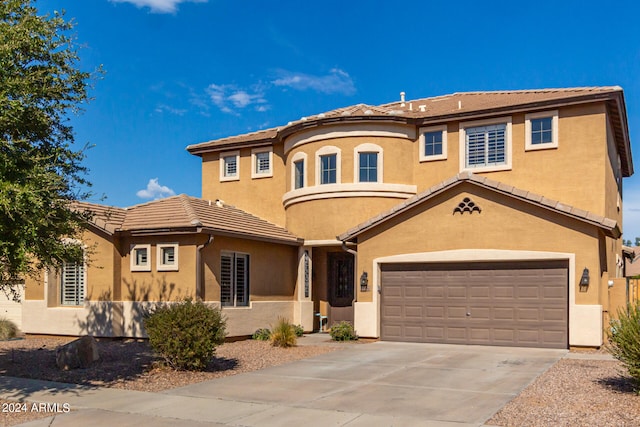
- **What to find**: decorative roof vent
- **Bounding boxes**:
[454,197,481,215]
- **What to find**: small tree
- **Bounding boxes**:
[607,302,640,389]
[1,0,99,301]
[144,299,227,371]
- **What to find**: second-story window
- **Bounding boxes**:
[359,152,378,182]
[420,126,447,162]
[294,159,304,189]
[224,156,237,176]
[320,154,337,184]
[251,147,273,178]
[220,150,240,182]
[354,143,383,183]
[466,124,506,167]
[525,110,558,151]
[315,146,341,185]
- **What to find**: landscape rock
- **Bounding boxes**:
[55,336,100,370]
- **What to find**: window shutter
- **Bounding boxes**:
[235,254,248,306]
[221,254,233,306]
[61,262,85,306]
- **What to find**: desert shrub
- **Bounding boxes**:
[607,302,640,388]
[271,317,297,347]
[0,317,18,340]
[144,298,226,370]
[293,324,304,337]
[329,321,358,341]
[252,328,271,341]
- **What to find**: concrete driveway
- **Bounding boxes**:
[7,341,565,427]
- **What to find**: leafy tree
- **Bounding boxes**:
[0,0,98,301]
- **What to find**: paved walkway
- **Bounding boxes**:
[0,340,578,427]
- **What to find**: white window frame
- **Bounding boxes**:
[315,146,341,185]
[219,150,240,182]
[157,243,179,271]
[220,251,250,307]
[130,244,151,272]
[251,147,273,179]
[459,116,512,173]
[419,125,448,162]
[290,151,307,190]
[525,110,558,151]
[354,143,383,183]
[60,242,86,306]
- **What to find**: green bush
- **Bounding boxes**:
[0,317,18,340]
[271,317,297,347]
[252,328,271,341]
[329,321,358,341]
[607,302,640,388]
[293,324,304,337]
[144,298,226,371]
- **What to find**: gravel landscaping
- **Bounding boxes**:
[1,336,639,427]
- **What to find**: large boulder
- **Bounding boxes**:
[56,336,100,370]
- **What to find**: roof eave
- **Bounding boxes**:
[200,227,303,246]
[186,138,277,156]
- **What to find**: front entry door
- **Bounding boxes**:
[327,252,354,325]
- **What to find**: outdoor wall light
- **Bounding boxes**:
[579,267,590,292]
[360,271,369,292]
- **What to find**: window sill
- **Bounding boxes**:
[525,143,558,152]
[460,164,512,174]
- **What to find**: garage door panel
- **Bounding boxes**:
[426,306,445,318]
[469,286,490,298]
[381,261,568,348]
[404,305,423,318]
[493,286,515,298]
[447,286,467,298]
[447,306,468,319]
[493,307,516,321]
[427,288,445,298]
[404,286,423,298]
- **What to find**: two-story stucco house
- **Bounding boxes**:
[16,86,633,349]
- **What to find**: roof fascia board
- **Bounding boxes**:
[201,228,303,246]
[187,140,275,156]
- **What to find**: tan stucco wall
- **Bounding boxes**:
[202,236,298,302]
[24,228,117,303]
[354,184,603,305]
[201,143,287,226]
[119,234,199,302]
[413,104,608,216]
[285,197,402,240]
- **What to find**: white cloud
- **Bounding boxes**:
[154,104,187,116]
[206,84,268,114]
[272,68,356,95]
[110,0,207,14]
[136,178,176,200]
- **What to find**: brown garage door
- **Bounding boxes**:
[380,260,568,348]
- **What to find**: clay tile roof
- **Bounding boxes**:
[72,201,127,235]
[85,195,300,245]
[187,86,632,176]
[338,173,620,242]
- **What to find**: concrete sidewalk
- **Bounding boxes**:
[1,341,570,427]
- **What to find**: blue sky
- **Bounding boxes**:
[36,0,640,239]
